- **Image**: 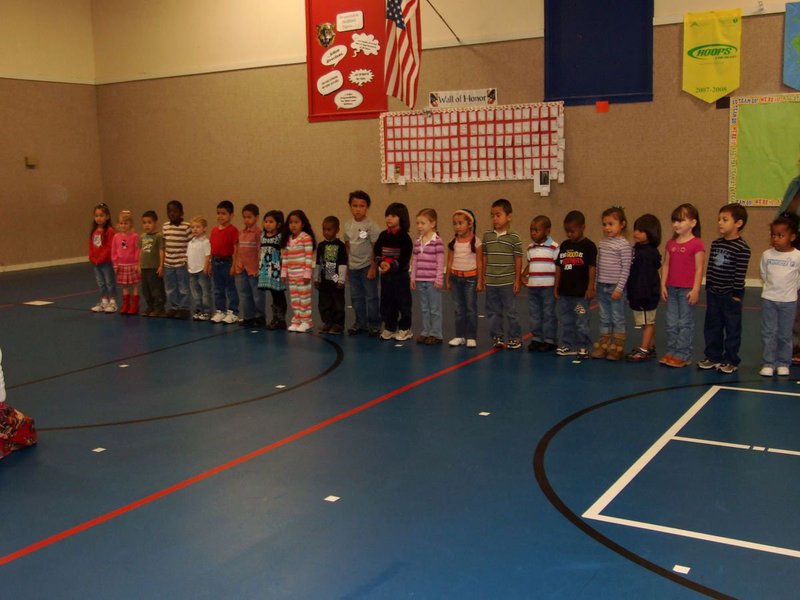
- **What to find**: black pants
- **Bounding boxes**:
[318,280,345,326]
[703,290,743,365]
[266,289,287,320]
[380,271,412,331]
[141,268,165,311]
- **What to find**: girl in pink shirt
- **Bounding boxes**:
[111,210,142,315]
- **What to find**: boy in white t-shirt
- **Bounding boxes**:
[188,216,212,320]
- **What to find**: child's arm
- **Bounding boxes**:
[445,245,454,291]
[688,249,705,305]
[732,244,751,302]
[337,242,348,288]
[586,265,596,300]
[303,235,313,285]
[410,241,418,290]
[133,233,141,272]
[554,265,561,300]
[481,246,488,291]
[660,250,670,301]
[367,225,379,280]
[513,254,522,295]
[611,243,632,300]
[434,239,445,289]
[759,251,767,284]
[230,236,239,277]
[476,243,485,292]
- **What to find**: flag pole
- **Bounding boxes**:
[424,0,462,44]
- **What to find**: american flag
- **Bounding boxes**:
[385,0,421,108]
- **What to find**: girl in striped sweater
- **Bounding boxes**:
[281,210,316,332]
[411,208,445,345]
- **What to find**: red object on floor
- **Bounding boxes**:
[595,100,610,113]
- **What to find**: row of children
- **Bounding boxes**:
[88,194,800,374]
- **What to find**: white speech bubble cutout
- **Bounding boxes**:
[351,33,380,57]
[334,89,364,110]
[337,11,363,32]
[317,70,344,96]
[348,69,374,87]
[321,45,347,68]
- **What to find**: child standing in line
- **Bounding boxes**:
[375,202,414,341]
[259,210,288,330]
[698,203,751,374]
[626,214,662,362]
[555,211,596,358]
[660,203,705,368]
[162,200,193,319]
[111,210,141,315]
[314,216,348,334]
[139,210,166,317]
[411,208,445,345]
[235,203,265,327]
[208,200,240,324]
[344,190,382,336]
[482,199,523,349]
[446,209,483,348]
[89,203,117,313]
[591,207,632,361]
[523,215,559,352]
[760,213,800,377]
[187,216,212,321]
[281,210,316,332]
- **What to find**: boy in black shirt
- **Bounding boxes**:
[314,216,348,334]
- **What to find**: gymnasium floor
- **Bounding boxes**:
[0,263,798,599]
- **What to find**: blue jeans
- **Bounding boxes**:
[450,275,477,339]
[557,296,591,350]
[212,258,239,313]
[485,285,521,340]
[762,299,795,368]
[666,286,694,361]
[416,281,442,338]
[189,271,212,314]
[349,266,380,330]
[596,282,626,335]
[527,286,556,343]
[93,262,116,299]
[236,273,265,321]
[163,265,189,310]
[703,290,743,365]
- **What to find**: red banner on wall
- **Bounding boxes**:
[305,0,388,122]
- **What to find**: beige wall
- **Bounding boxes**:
[95,14,790,279]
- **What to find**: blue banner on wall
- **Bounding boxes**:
[785,2,800,91]
[545,0,654,105]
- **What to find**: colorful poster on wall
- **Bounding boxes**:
[729,94,800,207]
[683,9,741,103]
[785,3,800,91]
[379,103,565,190]
[305,0,387,122]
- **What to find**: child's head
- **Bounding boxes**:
[322,216,340,241]
[263,210,284,235]
[216,200,234,226]
[601,206,627,238]
[117,210,133,233]
[490,198,513,231]
[92,203,111,233]
[416,208,438,236]
[190,216,207,237]
[450,209,477,252]
[348,190,371,221]
[242,203,259,228]
[770,212,799,252]
[141,210,158,234]
[385,202,410,232]
[670,203,701,238]
[718,203,748,237]
[286,209,316,247]
[633,214,661,247]
[530,215,551,244]
[563,210,586,242]
[166,200,184,224]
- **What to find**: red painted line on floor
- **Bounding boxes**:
[0,346,499,567]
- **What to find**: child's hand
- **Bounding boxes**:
[477,281,485,293]
[313,281,319,289]
[434,282,442,290]
[303,278,311,286]
[229,266,235,277]
[367,265,377,280]
[513,280,521,295]
[410,280,416,291]
[445,278,451,291]
[337,282,345,289]
[379,261,390,273]
[585,285,595,300]
[611,289,622,301]
[553,288,559,300]
[660,286,668,302]
[281,277,287,285]
[687,288,699,305]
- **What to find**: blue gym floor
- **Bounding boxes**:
[1,264,799,598]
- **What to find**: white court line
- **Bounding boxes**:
[716,385,800,398]
[672,435,750,450]
[583,385,721,519]
[589,513,800,559]
[767,447,800,457]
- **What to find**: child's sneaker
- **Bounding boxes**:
[576,348,590,359]
[507,339,522,350]
[466,339,477,348]
[104,299,118,313]
[222,310,240,324]
[192,311,202,321]
[448,337,466,346]
[664,355,690,368]
[492,337,506,349]
[296,322,312,333]
[329,324,343,335]
[717,363,738,374]
[777,366,790,376]
[91,301,106,312]
[556,345,576,356]
[626,347,654,362]
[211,310,225,323]
[395,329,413,341]
[287,323,300,332]
[698,358,721,370]
[759,366,774,377]
[380,329,395,340]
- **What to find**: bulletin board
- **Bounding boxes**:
[729,93,800,207]
[379,102,565,185]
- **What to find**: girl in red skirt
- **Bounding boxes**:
[111,210,142,315]
[0,349,37,460]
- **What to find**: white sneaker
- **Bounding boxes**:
[91,302,105,312]
[466,339,477,348]
[759,366,774,377]
[222,310,240,324]
[448,337,466,347]
[211,310,225,323]
[287,323,300,332]
[395,329,413,341]
[104,300,118,313]
[380,329,395,340]
[296,322,312,333]
[777,366,790,376]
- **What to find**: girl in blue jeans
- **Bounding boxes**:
[446,209,483,348]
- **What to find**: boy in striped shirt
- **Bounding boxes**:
[162,200,193,319]
[523,215,559,352]
[482,199,523,349]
